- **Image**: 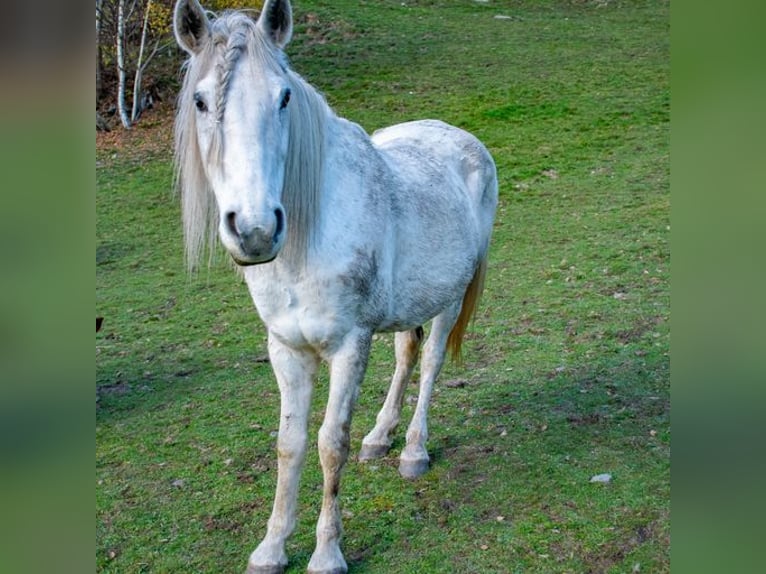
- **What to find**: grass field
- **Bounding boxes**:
[97,1,669,572]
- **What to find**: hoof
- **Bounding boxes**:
[399,456,429,479]
[307,545,347,574]
[359,442,390,461]
[245,565,285,574]
[248,539,287,574]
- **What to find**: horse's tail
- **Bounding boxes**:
[447,254,488,363]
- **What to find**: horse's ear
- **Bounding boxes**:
[257,0,293,49]
[174,0,210,55]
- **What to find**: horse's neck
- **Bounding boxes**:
[268,77,390,275]
[325,115,387,182]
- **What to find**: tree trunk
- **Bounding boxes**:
[96,0,103,100]
[131,0,152,124]
[116,0,131,128]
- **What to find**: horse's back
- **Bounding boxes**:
[372,119,497,212]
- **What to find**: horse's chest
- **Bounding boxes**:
[245,273,364,354]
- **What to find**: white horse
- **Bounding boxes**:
[173,1,498,572]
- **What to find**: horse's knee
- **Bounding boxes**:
[318,425,350,469]
[276,430,307,463]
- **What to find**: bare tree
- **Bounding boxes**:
[116,0,131,128]
[112,0,170,127]
[97,0,103,99]
[131,0,153,123]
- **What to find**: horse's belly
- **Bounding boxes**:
[377,264,476,333]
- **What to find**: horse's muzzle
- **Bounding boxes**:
[221,207,285,265]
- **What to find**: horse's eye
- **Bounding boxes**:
[280,88,291,110]
[194,93,208,112]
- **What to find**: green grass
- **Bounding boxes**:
[97,1,669,572]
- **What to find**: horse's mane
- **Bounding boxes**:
[175,10,328,269]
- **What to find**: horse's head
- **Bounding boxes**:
[174,0,295,265]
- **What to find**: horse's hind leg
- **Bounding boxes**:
[359,327,424,460]
[399,303,461,479]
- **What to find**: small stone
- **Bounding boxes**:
[172,479,185,488]
[590,473,612,483]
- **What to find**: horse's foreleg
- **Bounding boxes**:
[359,327,423,460]
[308,329,372,574]
[399,304,461,479]
[248,334,318,574]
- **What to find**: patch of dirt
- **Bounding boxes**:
[443,379,468,388]
[297,13,358,47]
[96,101,175,166]
[203,500,262,534]
[611,315,665,345]
[579,516,669,574]
[566,412,606,426]
[97,381,132,396]
[96,242,134,267]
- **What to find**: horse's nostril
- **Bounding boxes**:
[226,211,238,236]
[274,207,285,238]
